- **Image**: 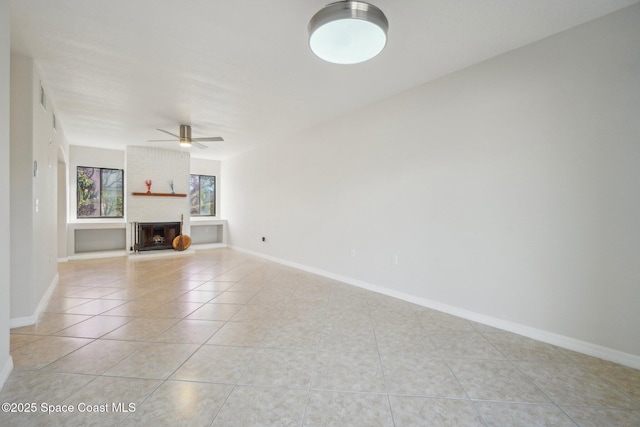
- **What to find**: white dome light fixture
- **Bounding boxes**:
[309,1,388,65]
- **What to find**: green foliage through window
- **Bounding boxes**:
[190,175,216,216]
[77,167,124,218]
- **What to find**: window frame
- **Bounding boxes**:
[76,166,124,219]
[190,174,216,217]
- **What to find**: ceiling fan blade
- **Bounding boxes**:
[156,128,181,139]
[192,141,208,149]
[147,139,177,142]
[190,136,224,142]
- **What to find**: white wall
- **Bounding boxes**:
[10,54,67,322]
[223,5,640,366]
[0,0,13,390]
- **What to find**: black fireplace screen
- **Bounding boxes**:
[136,222,181,251]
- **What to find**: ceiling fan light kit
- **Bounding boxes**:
[308,1,388,65]
[179,125,192,147]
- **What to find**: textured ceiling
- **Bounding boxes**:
[10,0,639,159]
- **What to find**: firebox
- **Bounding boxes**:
[135,222,181,251]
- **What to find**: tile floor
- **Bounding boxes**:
[1,248,639,426]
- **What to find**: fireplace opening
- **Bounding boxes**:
[136,222,181,251]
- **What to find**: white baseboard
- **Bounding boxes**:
[192,243,227,250]
[231,246,640,370]
[0,356,13,391]
[10,274,59,329]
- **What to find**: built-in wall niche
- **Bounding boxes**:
[69,222,127,258]
[190,219,227,247]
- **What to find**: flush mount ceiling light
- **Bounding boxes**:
[309,1,388,65]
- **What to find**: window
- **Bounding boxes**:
[77,167,124,218]
[190,174,216,216]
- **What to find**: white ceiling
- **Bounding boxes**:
[10,0,639,160]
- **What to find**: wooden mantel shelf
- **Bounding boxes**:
[131,192,187,197]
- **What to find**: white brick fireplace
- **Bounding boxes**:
[126,146,191,251]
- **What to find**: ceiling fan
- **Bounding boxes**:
[149,124,223,149]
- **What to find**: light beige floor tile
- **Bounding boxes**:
[371,308,423,331]
[42,339,145,375]
[483,331,573,362]
[100,287,155,300]
[516,361,640,408]
[375,328,439,356]
[9,333,42,350]
[303,391,394,426]
[194,281,236,291]
[173,289,221,303]
[54,315,132,338]
[142,301,204,318]
[312,352,386,392]
[63,298,128,315]
[382,354,466,398]
[262,322,323,350]
[186,302,243,320]
[212,291,257,304]
[240,348,317,388]
[32,376,162,426]
[319,323,378,353]
[171,345,256,383]
[416,309,477,332]
[2,248,638,426]
[0,371,95,426]
[585,361,640,403]
[245,292,290,307]
[11,313,92,335]
[324,306,372,327]
[122,380,232,426]
[135,288,187,302]
[562,406,640,426]
[43,297,95,313]
[227,282,267,293]
[230,304,283,323]
[102,317,178,341]
[184,272,218,281]
[211,385,308,427]
[100,299,163,316]
[448,358,551,403]
[0,370,96,404]
[68,287,123,299]
[475,402,576,426]
[389,395,484,427]
[103,342,198,379]
[207,321,271,346]
[277,307,326,324]
[52,285,94,297]
[152,319,224,344]
[11,336,93,369]
[430,331,505,359]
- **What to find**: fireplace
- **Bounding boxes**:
[135,222,181,251]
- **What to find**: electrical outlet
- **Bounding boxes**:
[392,255,399,265]
[351,249,356,258]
